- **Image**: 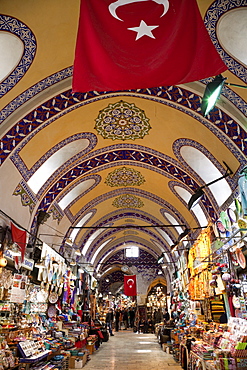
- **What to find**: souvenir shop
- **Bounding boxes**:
[159,196,247,370]
[0,231,107,370]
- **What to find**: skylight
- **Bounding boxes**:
[70,212,93,243]
[0,31,24,82]
[125,246,139,258]
[217,8,247,67]
[81,228,107,256]
[180,146,231,206]
[27,139,90,194]
[58,178,95,210]
[163,212,184,235]
[90,239,113,264]
[174,186,208,227]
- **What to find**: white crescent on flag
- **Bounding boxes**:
[127,278,134,287]
[109,0,169,22]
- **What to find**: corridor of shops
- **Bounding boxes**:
[85,330,182,370]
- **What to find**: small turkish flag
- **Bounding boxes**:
[11,222,26,263]
[124,275,137,296]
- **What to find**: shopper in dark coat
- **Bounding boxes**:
[163,309,170,323]
[123,309,128,330]
[106,308,114,336]
[115,308,120,331]
[155,308,163,324]
[129,308,135,328]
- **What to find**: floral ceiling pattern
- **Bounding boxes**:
[112,194,144,209]
[94,100,151,140]
[105,166,145,187]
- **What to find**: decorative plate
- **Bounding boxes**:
[227,208,237,223]
[236,248,246,269]
[220,211,230,230]
[234,198,242,216]
[216,220,226,233]
[238,218,247,232]
[49,292,58,304]
[48,305,56,317]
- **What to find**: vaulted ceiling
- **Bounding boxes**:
[0,0,246,291]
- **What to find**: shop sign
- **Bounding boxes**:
[4,250,34,270]
[10,274,27,303]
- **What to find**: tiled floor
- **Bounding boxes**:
[84,329,182,370]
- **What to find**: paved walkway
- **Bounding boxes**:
[84,329,182,370]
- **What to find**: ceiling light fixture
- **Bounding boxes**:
[157,253,165,264]
[75,248,81,256]
[201,74,247,116]
[188,161,233,210]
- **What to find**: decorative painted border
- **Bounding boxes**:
[13,179,37,213]
[82,210,177,260]
[85,224,170,263]
[36,148,219,221]
[48,202,64,223]
[97,237,175,274]
[204,0,247,84]
[65,186,190,227]
[97,237,167,266]
[64,208,98,233]
[0,15,37,97]
[0,67,72,124]
[1,86,246,169]
[102,248,158,269]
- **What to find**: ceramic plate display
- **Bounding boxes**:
[227,208,237,224]
[216,220,226,234]
[235,198,242,216]
[49,291,58,304]
[220,211,230,230]
[236,247,246,269]
[233,295,241,309]
[48,305,56,317]
[238,218,247,232]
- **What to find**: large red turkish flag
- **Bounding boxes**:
[124,275,137,296]
[72,0,227,93]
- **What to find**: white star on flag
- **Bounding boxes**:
[128,20,159,40]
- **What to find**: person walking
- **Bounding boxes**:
[115,308,120,332]
[163,308,170,323]
[105,308,114,336]
[129,307,135,328]
[123,309,128,330]
[155,308,163,324]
